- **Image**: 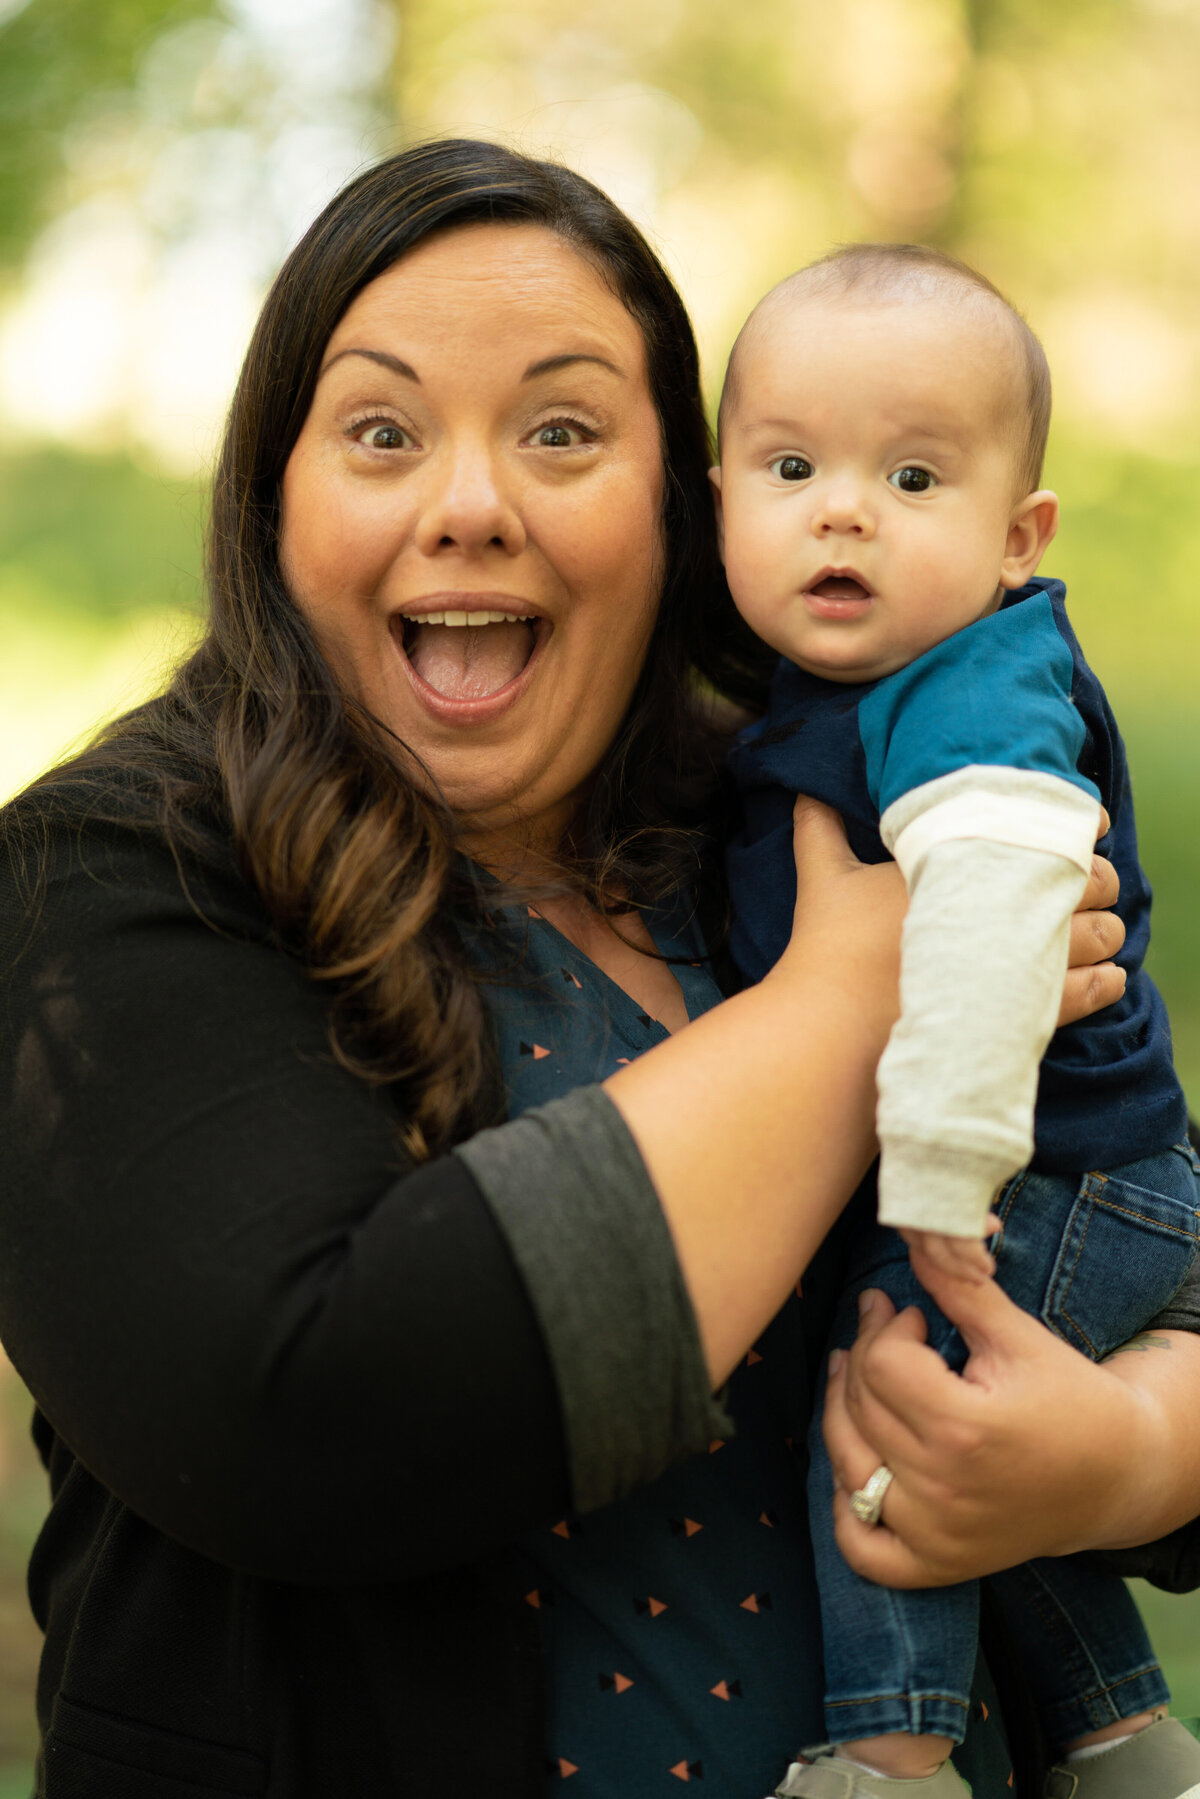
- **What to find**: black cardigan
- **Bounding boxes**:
[2,783,1198,1797]
[0,789,578,1791]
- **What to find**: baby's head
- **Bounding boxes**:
[712,244,1058,683]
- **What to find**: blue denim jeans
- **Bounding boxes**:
[808,1140,1200,1749]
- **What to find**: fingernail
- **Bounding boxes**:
[828,1349,845,1376]
[858,1289,878,1317]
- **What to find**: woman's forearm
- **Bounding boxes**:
[1094,1329,1200,1548]
[607,805,905,1387]
[607,958,883,1387]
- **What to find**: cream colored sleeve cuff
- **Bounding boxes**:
[877,1137,1017,1238]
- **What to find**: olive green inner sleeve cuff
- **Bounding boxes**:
[456,1085,733,1516]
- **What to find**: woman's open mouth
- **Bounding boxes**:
[392,607,545,716]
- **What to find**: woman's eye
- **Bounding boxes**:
[355,421,412,450]
[771,456,814,482]
[889,466,935,493]
[529,421,589,448]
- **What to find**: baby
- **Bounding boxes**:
[715,244,1200,1799]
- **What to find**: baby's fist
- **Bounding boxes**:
[898,1227,996,1284]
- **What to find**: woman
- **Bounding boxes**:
[0,139,1195,1797]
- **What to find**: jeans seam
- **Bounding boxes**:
[1052,1175,1102,1357]
[1006,1562,1171,1731]
[1091,1198,1198,1237]
[1014,1562,1109,1718]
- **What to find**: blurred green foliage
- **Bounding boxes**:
[0,449,205,798]
[0,446,204,616]
[0,0,216,267]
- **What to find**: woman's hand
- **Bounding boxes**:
[821,1246,1200,1588]
[775,796,908,1048]
[1061,810,1125,1026]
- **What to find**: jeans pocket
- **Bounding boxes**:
[1041,1155,1200,1359]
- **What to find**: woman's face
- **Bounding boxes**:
[279,221,665,863]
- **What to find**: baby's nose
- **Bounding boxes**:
[813,479,874,535]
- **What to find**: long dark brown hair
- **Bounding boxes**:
[6,139,773,1159]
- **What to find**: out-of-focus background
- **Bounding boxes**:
[1,0,1199,1786]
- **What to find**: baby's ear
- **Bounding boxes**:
[708,465,725,562]
[1000,489,1058,589]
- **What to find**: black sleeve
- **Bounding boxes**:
[0,811,572,1583]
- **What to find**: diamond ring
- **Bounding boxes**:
[848,1464,895,1527]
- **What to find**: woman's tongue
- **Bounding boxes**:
[405,621,534,700]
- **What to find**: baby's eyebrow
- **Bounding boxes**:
[905,434,973,464]
[738,417,807,436]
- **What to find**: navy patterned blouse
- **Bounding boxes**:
[462,889,1013,1797]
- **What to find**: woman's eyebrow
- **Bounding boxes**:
[319,347,418,382]
[317,347,626,384]
[522,353,626,380]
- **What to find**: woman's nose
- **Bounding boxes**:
[413,444,527,558]
[811,476,875,539]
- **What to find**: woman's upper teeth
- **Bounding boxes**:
[413,610,536,626]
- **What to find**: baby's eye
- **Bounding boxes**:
[771,456,814,482]
[355,421,414,451]
[889,466,936,493]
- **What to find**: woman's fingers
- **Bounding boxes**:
[791,793,860,878]
[843,1321,977,1451]
[826,1341,930,1483]
[832,1511,928,1586]
[1062,829,1125,1025]
[1061,812,1123,1023]
[823,1294,941,1485]
[1078,842,1119,913]
[1066,897,1125,968]
[1058,958,1126,1027]
[825,1303,973,1589]
[832,1487,952,1588]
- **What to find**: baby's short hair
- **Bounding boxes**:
[720,242,1051,495]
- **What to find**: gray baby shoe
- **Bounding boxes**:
[1043,1716,1200,1798]
[772,1745,973,1796]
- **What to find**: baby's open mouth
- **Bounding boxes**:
[398,611,539,701]
[808,576,871,603]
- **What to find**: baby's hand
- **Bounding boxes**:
[898,1219,1000,1285]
